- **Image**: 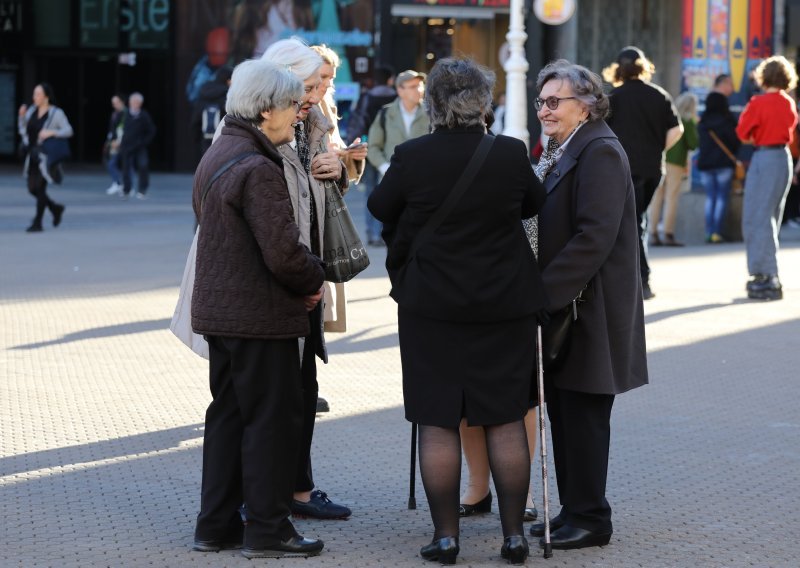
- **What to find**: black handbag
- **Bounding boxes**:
[322,180,370,282]
[541,288,585,371]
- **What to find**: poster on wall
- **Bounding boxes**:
[681,0,772,112]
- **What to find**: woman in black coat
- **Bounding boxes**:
[368,58,548,565]
[526,60,649,550]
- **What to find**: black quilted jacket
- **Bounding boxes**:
[191,115,325,339]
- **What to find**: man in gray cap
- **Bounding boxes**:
[366,69,430,245]
[604,46,683,300]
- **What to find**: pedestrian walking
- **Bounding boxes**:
[190,64,233,162]
[529,60,648,550]
[191,59,326,560]
[736,55,798,300]
[369,57,549,565]
[119,92,156,199]
[17,82,72,233]
[104,94,126,196]
[650,92,699,247]
[604,46,683,300]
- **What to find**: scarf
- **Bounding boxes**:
[524,137,561,257]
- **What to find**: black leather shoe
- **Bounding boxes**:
[291,489,351,519]
[192,538,242,552]
[529,514,564,537]
[541,524,611,550]
[420,536,459,565]
[316,396,330,413]
[500,535,529,565]
[459,491,491,517]
[52,204,65,227]
[523,506,538,522]
[241,536,324,558]
[26,223,43,233]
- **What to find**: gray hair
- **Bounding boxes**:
[536,60,609,121]
[225,59,303,123]
[261,37,323,81]
[129,92,144,104]
[425,58,495,129]
[674,91,698,121]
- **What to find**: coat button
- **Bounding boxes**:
[302,192,308,197]
[554,170,560,176]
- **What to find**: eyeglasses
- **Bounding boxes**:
[291,100,303,112]
[534,96,578,111]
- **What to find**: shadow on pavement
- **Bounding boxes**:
[11,318,172,350]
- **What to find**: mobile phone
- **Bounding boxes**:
[346,142,366,150]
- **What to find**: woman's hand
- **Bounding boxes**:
[18,104,27,118]
[339,137,368,161]
[311,143,344,180]
[304,286,324,311]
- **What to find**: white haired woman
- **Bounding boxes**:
[260,38,352,520]
[527,60,648,550]
[369,58,548,565]
[192,59,326,559]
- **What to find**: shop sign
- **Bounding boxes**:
[80,0,170,49]
[0,0,22,33]
[533,0,576,25]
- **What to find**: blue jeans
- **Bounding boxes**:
[700,167,733,237]
[107,153,122,185]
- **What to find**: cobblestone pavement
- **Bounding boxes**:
[1,166,799,567]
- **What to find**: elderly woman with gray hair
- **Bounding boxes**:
[191,59,326,559]
[525,60,648,550]
[369,58,548,565]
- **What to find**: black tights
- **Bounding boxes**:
[418,419,530,540]
[28,167,58,226]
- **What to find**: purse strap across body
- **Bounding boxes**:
[199,150,259,213]
[708,129,738,165]
[406,134,495,260]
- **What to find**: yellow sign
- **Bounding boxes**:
[533,0,576,26]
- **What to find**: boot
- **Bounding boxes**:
[747,275,783,300]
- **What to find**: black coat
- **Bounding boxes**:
[368,127,548,322]
[119,109,156,154]
[537,120,648,395]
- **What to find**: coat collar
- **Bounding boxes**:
[543,119,618,194]
[221,115,283,166]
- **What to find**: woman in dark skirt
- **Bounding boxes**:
[368,58,548,565]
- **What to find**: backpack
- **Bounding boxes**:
[201,105,222,140]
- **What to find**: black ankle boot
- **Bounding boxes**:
[420,536,459,565]
[500,535,529,565]
[26,222,43,233]
[748,275,782,300]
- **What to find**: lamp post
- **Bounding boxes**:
[502,0,529,148]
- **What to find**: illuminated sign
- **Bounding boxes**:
[80,0,169,49]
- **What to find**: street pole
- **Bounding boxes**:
[503,0,530,148]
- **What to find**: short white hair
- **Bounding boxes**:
[129,92,144,104]
[226,59,303,123]
[261,37,322,81]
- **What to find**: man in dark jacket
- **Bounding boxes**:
[605,47,683,299]
[119,92,156,199]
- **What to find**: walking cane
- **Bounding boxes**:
[536,325,553,558]
[408,422,417,509]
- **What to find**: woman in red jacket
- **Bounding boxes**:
[736,56,798,300]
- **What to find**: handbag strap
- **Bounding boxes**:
[200,150,259,213]
[407,135,495,259]
[708,129,738,165]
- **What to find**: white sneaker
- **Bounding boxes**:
[134,192,148,200]
[106,182,122,195]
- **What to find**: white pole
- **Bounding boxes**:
[502,0,530,149]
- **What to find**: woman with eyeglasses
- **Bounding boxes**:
[525,60,648,551]
[191,59,326,559]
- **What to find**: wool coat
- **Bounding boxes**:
[537,119,648,395]
[191,115,325,339]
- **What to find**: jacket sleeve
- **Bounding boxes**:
[243,164,325,296]
[50,108,74,139]
[517,142,546,218]
[736,100,756,141]
[541,141,631,310]
[142,111,157,146]
[367,109,389,169]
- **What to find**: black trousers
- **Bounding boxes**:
[295,308,322,492]
[545,383,615,533]
[121,147,150,195]
[195,335,303,548]
[27,164,59,226]
[632,175,663,285]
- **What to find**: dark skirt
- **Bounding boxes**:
[398,307,538,428]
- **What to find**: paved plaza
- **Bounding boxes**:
[1,165,799,567]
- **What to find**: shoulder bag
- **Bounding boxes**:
[708,129,746,180]
[391,135,495,300]
[169,150,258,359]
[322,178,370,282]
